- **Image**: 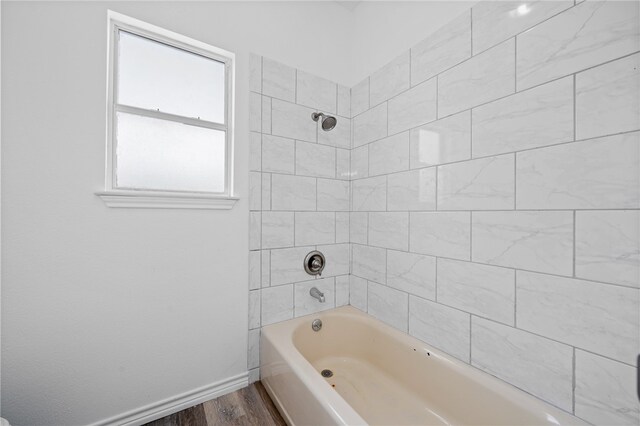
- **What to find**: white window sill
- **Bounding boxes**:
[96,191,239,210]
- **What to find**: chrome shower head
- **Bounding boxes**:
[311,112,337,131]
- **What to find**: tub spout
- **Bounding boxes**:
[310,287,325,303]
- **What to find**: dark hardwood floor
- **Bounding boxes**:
[143,382,286,426]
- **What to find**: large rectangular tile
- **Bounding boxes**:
[248,328,260,370]
[576,210,639,288]
[249,212,261,250]
[516,132,640,209]
[335,275,349,307]
[335,212,350,244]
[517,270,640,365]
[271,99,317,143]
[437,259,515,325]
[262,96,272,134]
[472,77,574,157]
[295,141,335,178]
[410,212,471,260]
[294,212,335,246]
[261,284,293,325]
[350,275,368,311]
[296,70,337,113]
[409,296,470,362]
[262,58,296,101]
[261,173,271,211]
[262,211,294,249]
[438,39,515,117]
[250,132,261,172]
[317,244,350,277]
[387,169,436,211]
[368,132,410,176]
[472,1,573,55]
[388,78,437,135]
[517,1,640,90]
[353,102,387,147]
[471,317,573,411]
[575,350,640,426]
[294,278,335,317]
[386,250,436,300]
[249,289,260,329]
[351,77,369,117]
[262,135,294,174]
[369,51,410,106]
[318,116,351,149]
[437,154,515,210]
[350,145,368,179]
[270,246,315,286]
[352,244,386,284]
[368,282,409,332]
[368,212,409,251]
[317,179,349,211]
[261,250,270,287]
[250,92,261,132]
[472,211,573,275]
[410,111,471,168]
[350,212,368,244]
[249,250,261,290]
[411,10,471,86]
[336,148,350,180]
[337,85,350,118]
[249,172,261,211]
[352,176,386,211]
[271,174,316,211]
[576,53,640,140]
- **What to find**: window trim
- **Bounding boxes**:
[98,11,238,209]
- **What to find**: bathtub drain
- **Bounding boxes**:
[321,369,333,378]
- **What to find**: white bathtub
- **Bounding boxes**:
[261,306,587,426]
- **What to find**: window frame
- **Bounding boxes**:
[99,11,237,209]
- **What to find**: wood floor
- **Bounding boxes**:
[143,382,286,426]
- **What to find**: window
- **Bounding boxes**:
[98,11,237,209]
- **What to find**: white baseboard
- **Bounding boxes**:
[90,372,249,426]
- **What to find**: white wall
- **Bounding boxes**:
[1,2,352,425]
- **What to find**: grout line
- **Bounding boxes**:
[513,153,517,209]
[572,347,576,414]
[573,73,577,141]
[514,36,518,92]
[572,210,577,278]
[469,314,472,363]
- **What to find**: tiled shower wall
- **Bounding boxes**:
[248,55,352,383]
[348,1,639,425]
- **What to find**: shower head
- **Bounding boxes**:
[311,112,337,131]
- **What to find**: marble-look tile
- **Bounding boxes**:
[249,172,261,211]
[387,169,436,211]
[472,211,573,276]
[352,176,386,212]
[261,284,294,325]
[295,141,335,178]
[249,212,261,250]
[438,39,515,118]
[262,96,271,134]
[318,116,350,149]
[517,1,640,90]
[369,51,410,106]
[388,78,437,135]
[367,282,409,332]
[294,278,335,317]
[317,179,349,211]
[437,154,515,210]
[472,77,574,157]
[350,212,368,244]
[261,250,270,287]
[410,212,471,260]
[296,70,337,113]
[335,212,350,244]
[249,53,262,93]
[249,251,261,290]
[270,246,315,286]
[350,275,368,311]
[517,270,640,365]
[575,350,640,426]
[576,210,639,288]
[271,174,316,211]
[249,289,260,329]
[262,135,294,174]
[250,132,261,172]
[335,275,350,307]
[386,250,436,300]
[368,212,409,251]
[250,92,261,132]
[410,111,471,168]
[352,244,386,284]
[471,316,573,411]
[351,77,370,117]
[411,11,471,86]
[248,328,260,370]
[350,145,368,180]
[353,102,387,147]
[472,1,573,55]
[409,296,470,362]
[271,99,317,143]
[337,85,351,118]
[438,259,515,325]
[262,57,295,101]
[248,368,260,384]
[336,149,350,181]
[576,53,640,140]
[368,132,410,176]
[294,212,335,246]
[318,244,350,278]
[261,173,271,211]
[516,132,640,209]
[261,212,294,249]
